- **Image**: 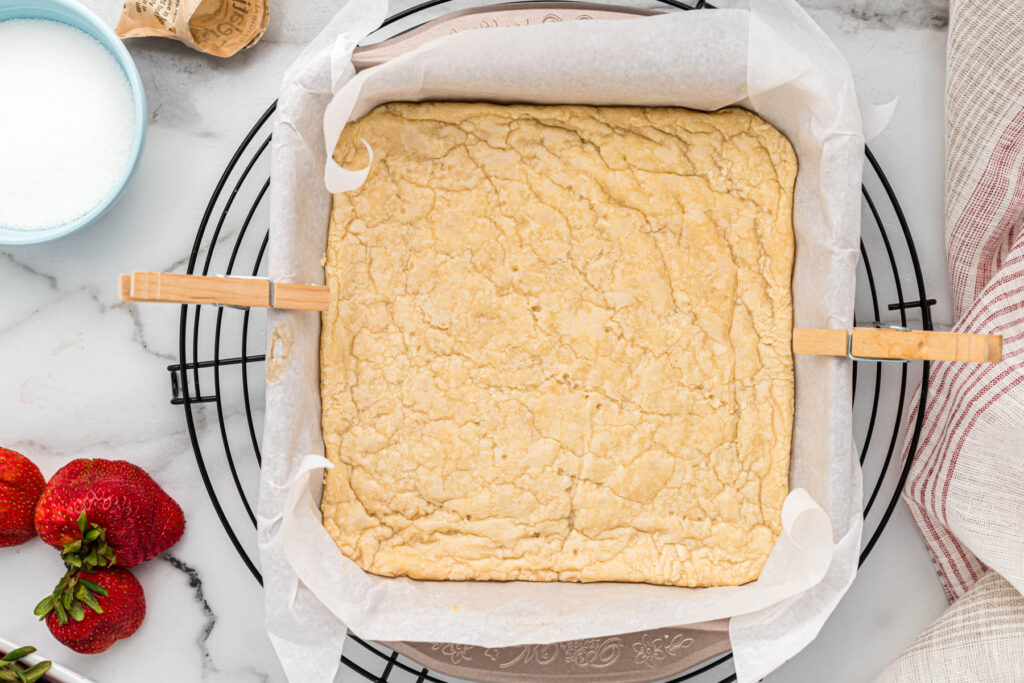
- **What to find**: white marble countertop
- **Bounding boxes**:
[0,1,951,681]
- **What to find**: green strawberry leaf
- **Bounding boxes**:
[68,601,85,623]
[0,669,19,681]
[61,516,117,571]
[1,648,34,663]
[74,584,103,614]
[77,578,108,596]
[22,662,51,683]
[32,596,53,619]
[53,600,67,626]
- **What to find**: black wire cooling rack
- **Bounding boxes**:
[167,1,934,680]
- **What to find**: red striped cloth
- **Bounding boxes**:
[899,0,1024,604]
[878,1,1024,678]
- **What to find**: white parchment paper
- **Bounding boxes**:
[259,2,865,681]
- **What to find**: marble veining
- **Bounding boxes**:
[160,554,271,682]
[801,0,948,29]
[0,1,951,682]
[160,555,220,674]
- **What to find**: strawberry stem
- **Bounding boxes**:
[34,568,107,626]
[33,511,118,630]
[61,511,116,572]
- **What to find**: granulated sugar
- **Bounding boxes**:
[0,19,136,231]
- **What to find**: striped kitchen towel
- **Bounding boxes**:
[878,0,1024,679]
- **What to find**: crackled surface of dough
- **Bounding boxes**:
[320,102,796,587]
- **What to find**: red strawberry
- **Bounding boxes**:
[34,459,184,569]
[0,447,46,548]
[35,568,145,654]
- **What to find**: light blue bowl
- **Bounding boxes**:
[0,0,147,245]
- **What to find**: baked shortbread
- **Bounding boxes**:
[320,102,796,587]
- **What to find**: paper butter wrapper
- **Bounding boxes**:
[115,0,269,58]
[261,1,875,682]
